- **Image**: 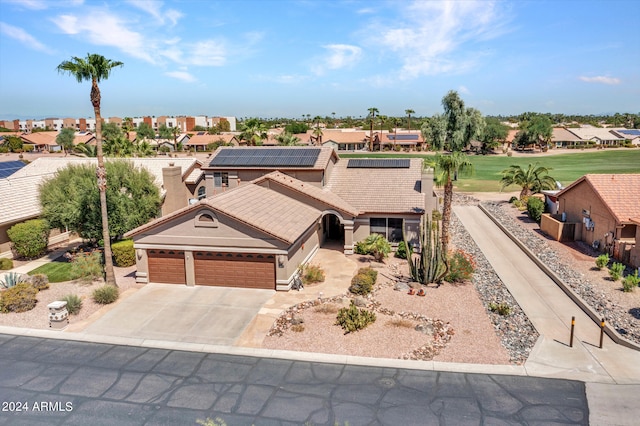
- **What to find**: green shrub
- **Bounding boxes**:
[299,263,325,284]
[29,274,50,291]
[62,294,83,314]
[70,251,103,283]
[7,219,50,258]
[112,239,135,267]
[445,250,475,283]
[488,302,512,316]
[0,271,28,289]
[431,210,442,221]
[92,285,119,304]
[335,302,376,334]
[354,234,391,261]
[395,241,407,259]
[526,197,545,222]
[0,283,38,313]
[508,196,518,203]
[595,254,610,270]
[622,271,639,292]
[348,267,378,295]
[0,258,13,270]
[609,262,625,282]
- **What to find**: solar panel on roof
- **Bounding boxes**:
[388,134,419,141]
[209,148,321,168]
[0,160,26,178]
[347,159,410,169]
[618,129,640,136]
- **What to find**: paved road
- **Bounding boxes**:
[0,334,588,425]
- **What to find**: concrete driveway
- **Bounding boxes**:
[82,284,274,346]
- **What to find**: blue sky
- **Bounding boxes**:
[0,0,638,120]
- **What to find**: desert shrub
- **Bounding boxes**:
[0,258,13,270]
[386,318,414,328]
[595,253,610,270]
[70,251,103,283]
[299,263,325,284]
[622,271,639,292]
[92,285,119,304]
[314,303,339,314]
[445,250,475,283]
[0,271,28,289]
[348,267,378,295]
[395,241,407,259]
[526,197,545,222]
[508,196,518,203]
[62,294,83,314]
[432,209,442,221]
[7,219,50,258]
[335,302,376,334]
[512,199,524,209]
[197,418,227,426]
[112,239,135,267]
[290,324,305,332]
[609,262,625,282]
[29,274,50,291]
[0,283,38,313]
[355,234,391,261]
[488,302,512,316]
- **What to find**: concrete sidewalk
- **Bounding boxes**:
[455,205,640,385]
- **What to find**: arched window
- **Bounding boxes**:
[194,210,219,228]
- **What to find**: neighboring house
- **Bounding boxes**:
[551,174,640,266]
[0,157,204,257]
[610,129,640,146]
[566,127,626,146]
[551,128,584,148]
[320,130,367,151]
[20,131,60,151]
[377,133,424,151]
[125,147,436,290]
[184,132,239,151]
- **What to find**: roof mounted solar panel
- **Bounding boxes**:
[347,159,410,168]
[209,148,321,167]
[0,160,26,178]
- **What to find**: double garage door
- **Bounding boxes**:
[147,250,275,289]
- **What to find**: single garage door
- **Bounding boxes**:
[194,252,275,289]
[148,249,186,284]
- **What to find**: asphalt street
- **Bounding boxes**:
[0,334,588,425]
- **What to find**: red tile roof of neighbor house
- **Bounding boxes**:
[559,174,640,224]
[20,131,58,146]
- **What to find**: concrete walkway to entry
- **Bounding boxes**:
[455,205,640,385]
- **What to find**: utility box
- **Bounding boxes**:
[48,301,69,330]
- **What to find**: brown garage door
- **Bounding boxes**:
[194,252,275,289]
[148,249,186,284]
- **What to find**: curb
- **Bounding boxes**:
[478,203,640,352]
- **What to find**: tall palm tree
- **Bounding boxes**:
[275,132,301,146]
[405,109,415,132]
[500,163,556,200]
[57,53,123,287]
[367,107,378,151]
[430,152,474,254]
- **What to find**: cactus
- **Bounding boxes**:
[404,216,448,285]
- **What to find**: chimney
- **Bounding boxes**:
[162,163,187,215]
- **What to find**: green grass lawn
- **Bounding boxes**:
[28,260,73,283]
[340,149,640,192]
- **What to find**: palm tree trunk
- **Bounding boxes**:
[92,81,117,287]
[441,178,453,255]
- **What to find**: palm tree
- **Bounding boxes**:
[57,53,123,287]
[74,143,97,157]
[405,109,415,132]
[430,152,474,254]
[275,132,301,146]
[500,163,556,200]
[367,107,378,151]
[239,118,268,145]
[312,125,323,145]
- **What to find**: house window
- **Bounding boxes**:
[370,218,404,243]
[197,186,206,200]
[213,172,229,187]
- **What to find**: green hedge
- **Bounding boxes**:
[0,258,13,270]
[7,219,50,258]
[112,239,135,267]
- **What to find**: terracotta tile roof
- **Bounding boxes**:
[205,146,337,171]
[319,130,367,144]
[559,174,640,224]
[205,184,320,243]
[566,128,625,142]
[551,128,582,143]
[20,131,58,146]
[254,171,359,216]
[326,158,425,214]
[185,133,232,146]
[1,157,200,227]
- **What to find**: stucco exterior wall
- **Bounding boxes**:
[278,223,321,290]
[630,225,640,268]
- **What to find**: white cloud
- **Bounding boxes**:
[165,70,196,82]
[126,0,183,26]
[189,40,226,66]
[2,0,48,10]
[357,8,375,15]
[317,44,362,74]
[54,11,155,63]
[371,0,509,79]
[579,75,621,85]
[458,85,470,95]
[0,22,48,52]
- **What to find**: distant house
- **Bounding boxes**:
[185,132,239,151]
[550,174,640,266]
[320,130,367,151]
[125,146,437,290]
[566,127,626,146]
[550,128,584,148]
[20,131,60,151]
[0,157,204,257]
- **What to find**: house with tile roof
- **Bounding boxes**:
[554,174,640,266]
[319,130,367,151]
[125,147,436,290]
[0,157,204,257]
[566,127,626,146]
[184,132,239,151]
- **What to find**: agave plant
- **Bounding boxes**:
[0,272,28,289]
